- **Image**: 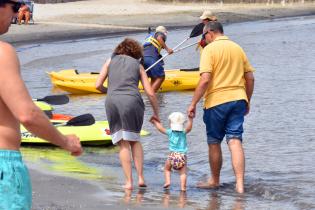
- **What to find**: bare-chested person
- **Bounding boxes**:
[0,1,83,209]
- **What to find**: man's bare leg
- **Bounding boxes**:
[197,143,222,188]
[228,139,245,193]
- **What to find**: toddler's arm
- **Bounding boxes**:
[150,118,167,134]
[185,116,193,134]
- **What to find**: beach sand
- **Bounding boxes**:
[2,0,315,45]
[2,0,315,209]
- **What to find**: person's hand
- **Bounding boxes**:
[63,134,83,156]
[150,115,160,124]
[245,102,250,116]
[167,48,174,55]
[187,104,196,118]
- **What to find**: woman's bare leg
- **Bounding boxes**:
[130,141,146,187]
[118,140,133,189]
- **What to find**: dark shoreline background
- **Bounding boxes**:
[3,4,315,46]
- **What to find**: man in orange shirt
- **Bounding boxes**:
[188,22,255,193]
[18,2,30,25]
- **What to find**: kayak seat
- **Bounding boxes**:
[180,67,199,71]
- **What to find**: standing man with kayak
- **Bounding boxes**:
[0,1,83,209]
[187,22,255,193]
[143,26,174,92]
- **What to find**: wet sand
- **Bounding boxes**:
[30,166,191,210]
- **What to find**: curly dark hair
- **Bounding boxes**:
[113,38,143,60]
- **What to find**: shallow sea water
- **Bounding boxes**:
[17,15,315,210]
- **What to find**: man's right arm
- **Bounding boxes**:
[187,72,210,118]
[244,72,254,102]
[0,42,82,155]
[187,46,212,118]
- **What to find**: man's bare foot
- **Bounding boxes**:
[196,179,219,189]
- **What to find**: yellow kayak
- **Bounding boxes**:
[21,120,150,146]
[48,68,200,94]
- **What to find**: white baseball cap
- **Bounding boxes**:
[155,26,168,34]
[200,11,217,20]
[168,112,186,131]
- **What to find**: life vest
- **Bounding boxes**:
[143,33,162,53]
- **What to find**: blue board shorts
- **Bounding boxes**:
[203,100,247,144]
[143,56,165,78]
[0,150,32,210]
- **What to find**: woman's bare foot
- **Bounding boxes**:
[138,183,147,188]
[163,183,170,189]
[123,182,133,190]
[138,176,147,188]
[235,183,244,193]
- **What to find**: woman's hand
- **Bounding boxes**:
[150,115,160,123]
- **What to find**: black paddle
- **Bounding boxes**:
[35,94,70,105]
[54,113,95,127]
[145,23,204,72]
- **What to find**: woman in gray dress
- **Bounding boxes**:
[96,38,160,190]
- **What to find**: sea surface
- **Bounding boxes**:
[16,15,315,210]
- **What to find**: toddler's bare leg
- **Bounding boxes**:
[179,165,187,191]
[164,160,172,188]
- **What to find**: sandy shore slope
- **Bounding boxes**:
[1,0,315,45]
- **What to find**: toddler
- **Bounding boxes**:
[151,112,193,191]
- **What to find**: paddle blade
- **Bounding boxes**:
[189,23,204,38]
[37,94,69,105]
[66,113,95,126]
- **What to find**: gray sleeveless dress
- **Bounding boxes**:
[105,55,145,145]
